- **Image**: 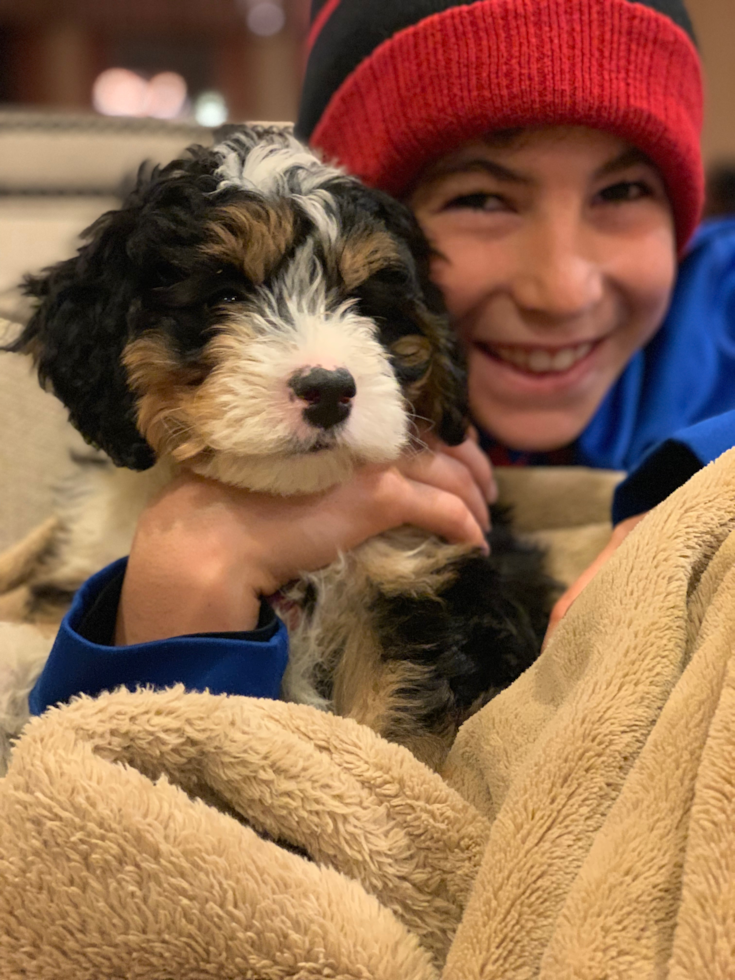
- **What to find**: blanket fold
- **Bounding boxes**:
[0,686,488,979]
[2,453,735,978]
[442,448,735,979]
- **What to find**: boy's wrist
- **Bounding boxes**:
[114,548,265,645]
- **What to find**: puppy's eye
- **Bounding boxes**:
[372,265,411,287]
[390,334,432,382]
[208,286,248,307]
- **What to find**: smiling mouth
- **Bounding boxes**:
[476,340,597,375]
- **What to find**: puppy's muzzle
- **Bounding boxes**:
[289,367,356,430]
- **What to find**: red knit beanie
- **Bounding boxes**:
[296,0,704,251]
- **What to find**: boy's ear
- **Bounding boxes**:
[8,205,156,470]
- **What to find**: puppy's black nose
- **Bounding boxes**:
[289,367,356,430]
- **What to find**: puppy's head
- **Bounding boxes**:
[10,125,468,493]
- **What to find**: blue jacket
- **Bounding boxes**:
[579,217,735,520]
[30,217,735,715]
[29,558,289,716]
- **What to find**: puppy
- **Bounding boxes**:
[6,125,556,768]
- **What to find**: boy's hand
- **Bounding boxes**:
[543,511,648,647]
[115,436,495,645]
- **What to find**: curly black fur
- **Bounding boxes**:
[5,147,225,467]
[373,508,558,741]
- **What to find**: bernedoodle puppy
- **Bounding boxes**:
[6,125,557,768]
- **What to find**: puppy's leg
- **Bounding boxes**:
[0,516,60,595]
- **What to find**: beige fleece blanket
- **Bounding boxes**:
[2,451,735,978]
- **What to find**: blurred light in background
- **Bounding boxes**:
[146,71,189,118]
[247,3,286,35]
[194,90,229,127]
[238,0,286,36]
[92,68,148,117]
[93,68,188,119]
[0,0,311,123]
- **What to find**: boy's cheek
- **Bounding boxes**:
[618,240,677,338]
[615,218,677,302]
[428,246,508,322]
[427,252,475,319]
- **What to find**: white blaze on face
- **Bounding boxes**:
[213,132,347,250]
[196,132,411,493]
[191,263,409,494]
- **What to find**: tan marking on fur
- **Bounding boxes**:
[284,528,474,769]
[201,200,295,283]
[390,333,431,405]
[391,334,432,367]
[338,231,403,291]
[123,333,214,463]
[312,592,438,757]
[353,527,470,596]
[334,634,454,772]
[17,333,44,366]
[408,308,465,435]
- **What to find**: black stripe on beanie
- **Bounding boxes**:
[629,0,695,39]
[297,0,696,142]
[297,0,480,140]
[309,0,332,21]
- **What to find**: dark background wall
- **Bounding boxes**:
[0,0,732,168]
[0,0,309,122]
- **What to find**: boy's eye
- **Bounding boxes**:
[444,192,508,212]
[597,180,653,204]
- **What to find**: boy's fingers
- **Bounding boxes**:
[444,438,498,504]
[542,510,649,648]
[396,478,489,552]
[421,432,497,504]
[398,449,490,531]
[358,467,488,552]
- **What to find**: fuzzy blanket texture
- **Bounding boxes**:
[2,454,735,977]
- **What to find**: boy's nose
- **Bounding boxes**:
[511,224,604,319]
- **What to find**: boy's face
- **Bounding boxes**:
[409,126,677,452]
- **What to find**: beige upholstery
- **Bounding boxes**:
[0,112,211,552]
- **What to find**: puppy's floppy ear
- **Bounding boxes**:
[415,319,469,447]
[5,147,219,469]
[366,189,470,447]
[6,201,156,469]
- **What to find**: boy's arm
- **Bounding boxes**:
[29,558,289,715]
[612,409,735,523]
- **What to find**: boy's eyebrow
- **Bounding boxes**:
[431,159,533,185]
[595,147,655,178]
[428,146,656,186]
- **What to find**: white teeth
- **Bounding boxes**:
[528,349,552,372]
[550,348,576,371]
[491,342,593,374]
